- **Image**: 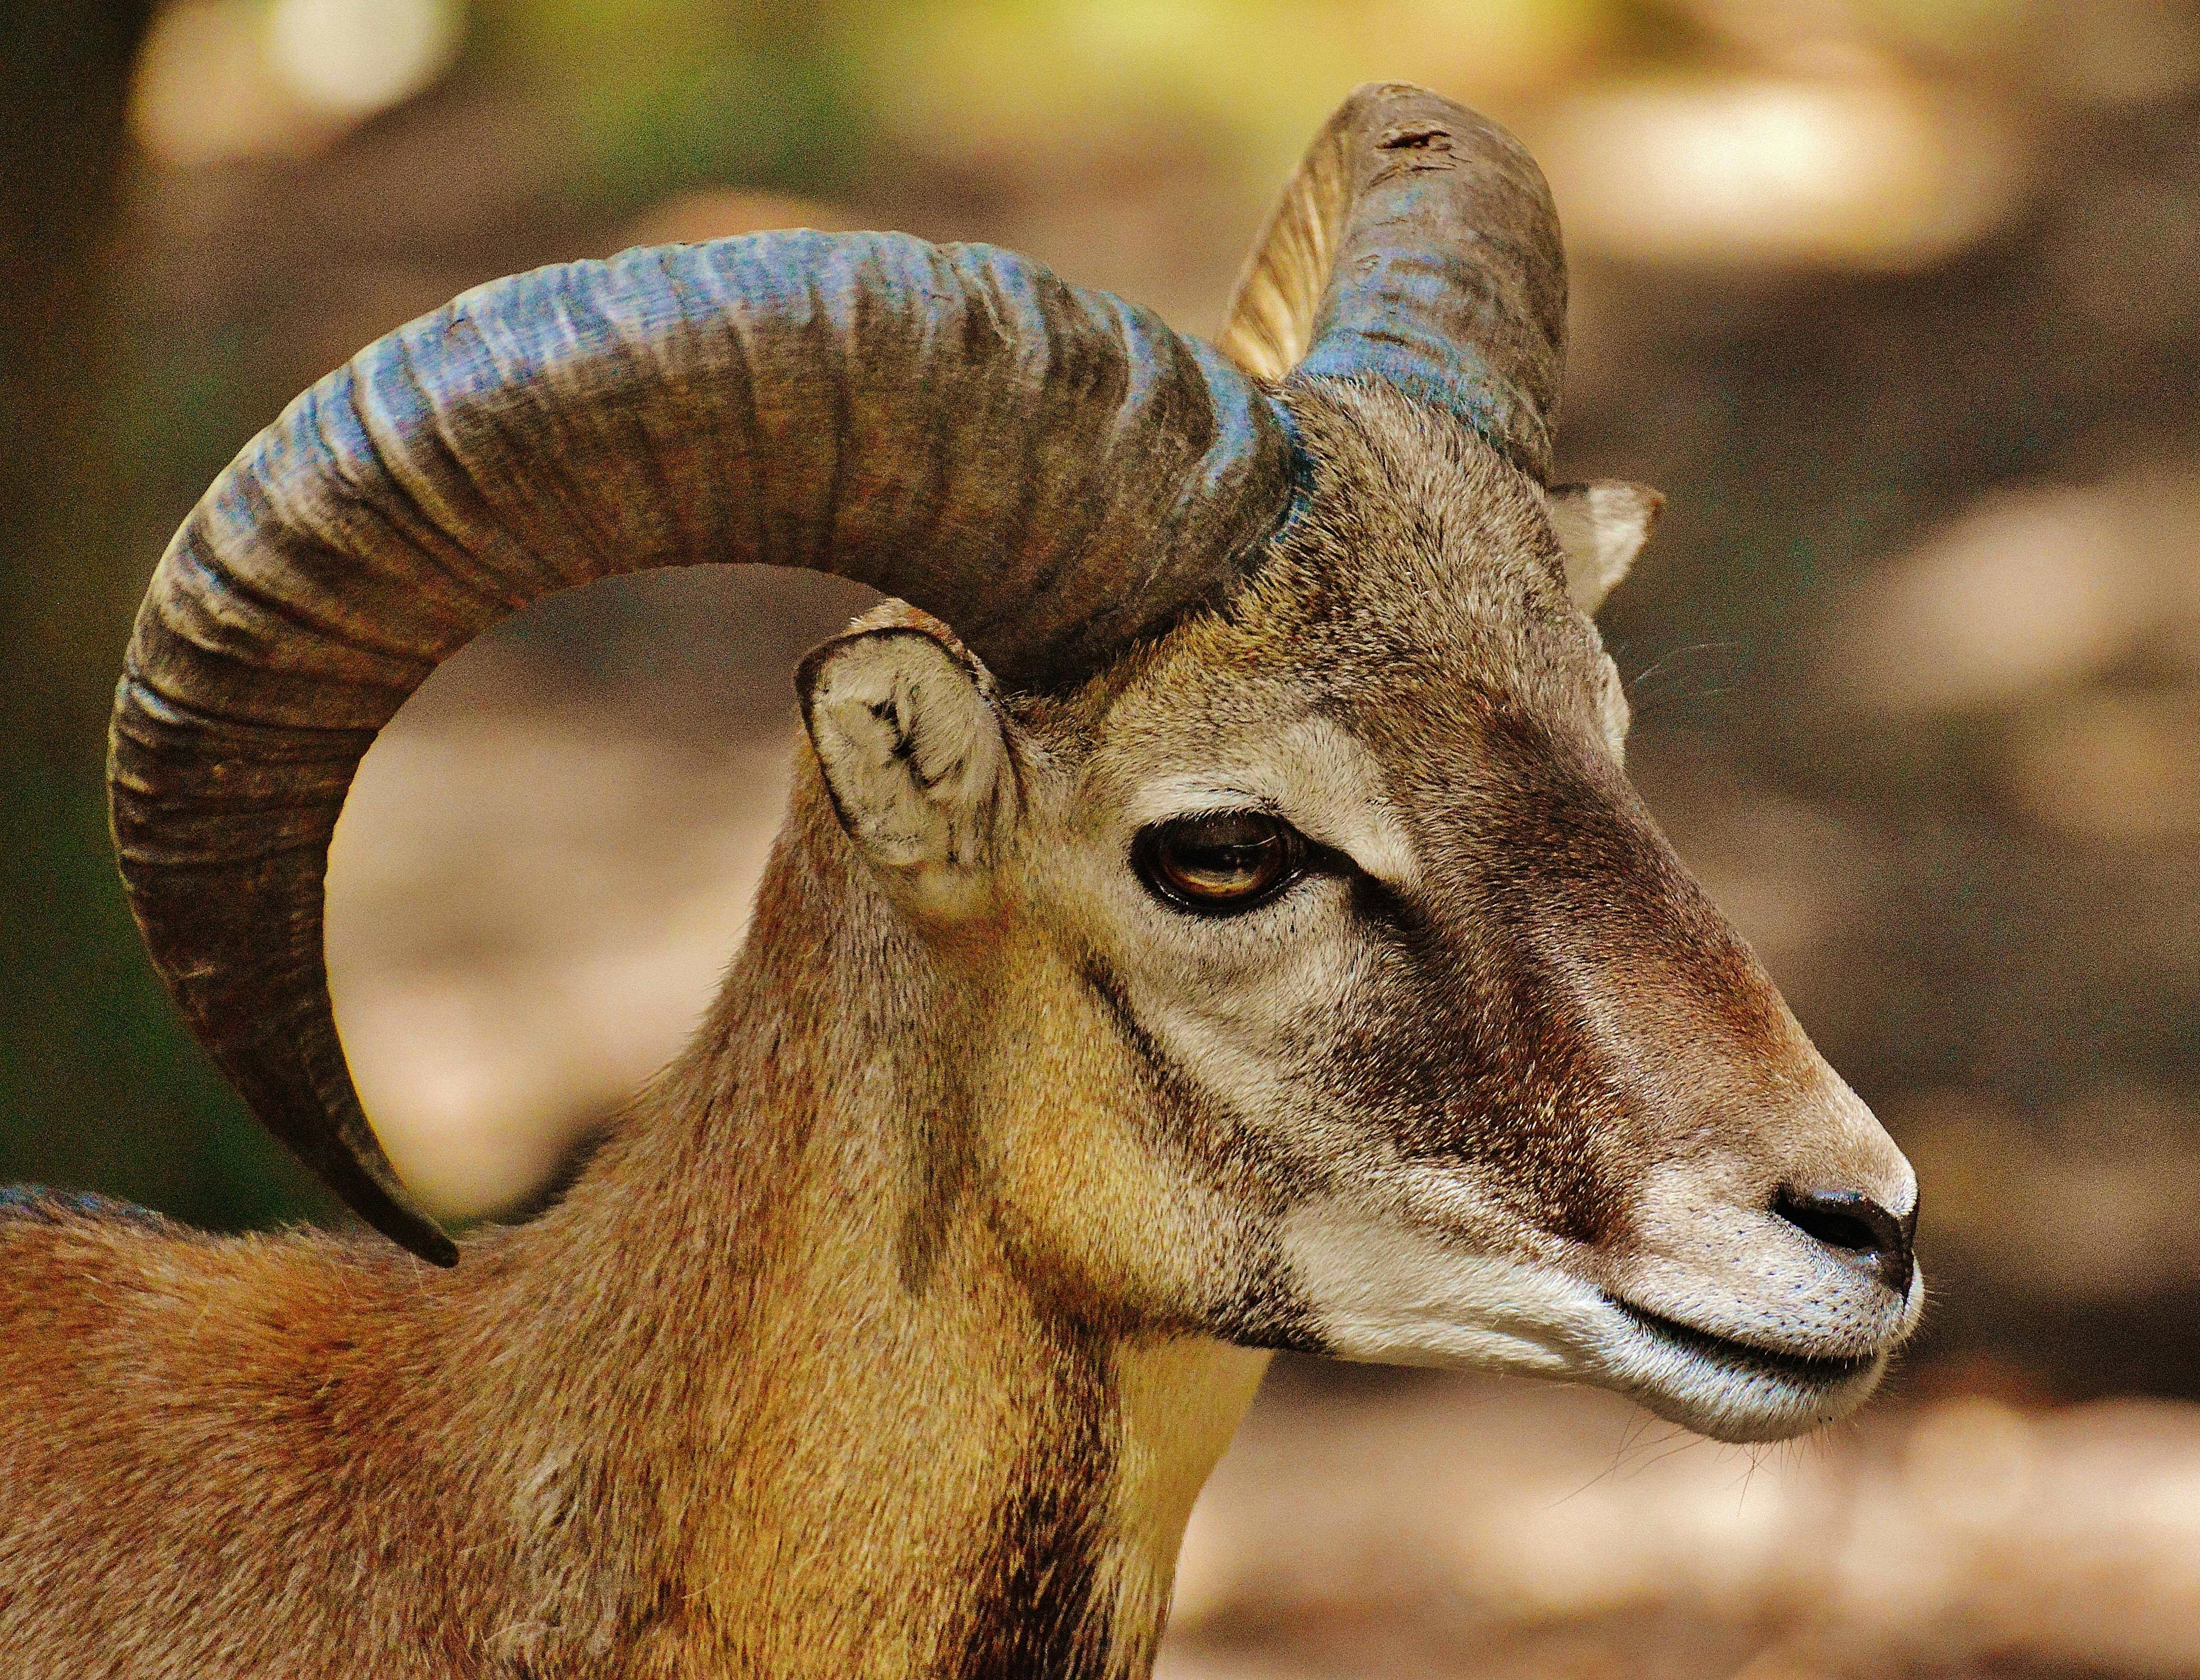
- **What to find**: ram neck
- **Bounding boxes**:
[471,811,1267,1679]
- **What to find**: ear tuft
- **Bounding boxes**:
[1547,481,1664,614]
[797,622,1017,909]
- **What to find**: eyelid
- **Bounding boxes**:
[1129,790,1281,826]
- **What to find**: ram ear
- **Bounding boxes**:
[1548,482,1664,613]
[797,614,1019,919]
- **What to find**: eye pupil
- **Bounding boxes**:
[1135,812,1305,913]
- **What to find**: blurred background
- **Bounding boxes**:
[5,0,2199,1672]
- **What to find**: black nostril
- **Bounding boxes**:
[1774,1185,1915,1296]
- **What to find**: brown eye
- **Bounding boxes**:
[1134,811,1306,914]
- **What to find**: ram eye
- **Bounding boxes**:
[1134,811,1306,914]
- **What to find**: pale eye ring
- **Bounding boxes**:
[1133,811,1307,915]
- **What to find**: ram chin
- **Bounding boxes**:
[1586,1295,1904,1442]
[1279,1204,1913,1445]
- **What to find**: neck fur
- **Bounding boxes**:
[435,787,1267,1678]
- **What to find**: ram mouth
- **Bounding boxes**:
[1608,1296,1880,1387]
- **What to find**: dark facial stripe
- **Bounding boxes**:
[1280,708,1652,1248]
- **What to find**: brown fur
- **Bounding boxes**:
[2,382,1905,1673]
[0,791,1261,1677]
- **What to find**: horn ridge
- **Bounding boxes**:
[112,230,1295,1262]
[1218,82,1567,480]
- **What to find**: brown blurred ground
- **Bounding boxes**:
[1158,1363,2200,1679]
[6,1,2200,1674]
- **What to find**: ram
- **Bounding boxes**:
[0,85,1919,1678]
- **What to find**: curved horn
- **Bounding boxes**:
[1217,82,1566,480]
[110,231,1294,1265]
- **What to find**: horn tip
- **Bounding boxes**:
[389,1218,461,1268]
[334,1160,459,1266]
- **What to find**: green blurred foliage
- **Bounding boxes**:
[0,0,328,1233]
[0,762,325,1228]
[472,0,867,209]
